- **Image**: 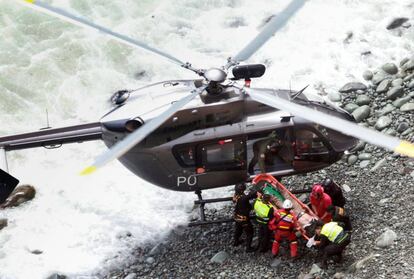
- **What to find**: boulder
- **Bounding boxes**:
[376,229,397,248]
[375,116,392,130]
[386,17,409,30]
[339,82,367,93]
[386,86,404,100]
[400,102,414,112]
[352,105,370,122]
[210,251,229,264]
[381,63,398,75]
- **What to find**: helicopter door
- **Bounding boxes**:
[292,128,331,171]
[195,138,247,187]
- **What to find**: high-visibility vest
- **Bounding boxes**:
[254,199,272,224]
[321,222,344,242]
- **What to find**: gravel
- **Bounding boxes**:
[98,57,414,279]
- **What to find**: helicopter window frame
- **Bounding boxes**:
[172,145,196,167]
[198,138,246,171]
[294,127,331,156]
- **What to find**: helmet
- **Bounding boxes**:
[283,199,293,209]
[235,183,246,194]
[312,184,324,198]
[322,178,333,187]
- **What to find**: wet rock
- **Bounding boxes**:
[386,18,409,30]
[352,105,370,122]
[339,82,367,93]
[341,184,351,192]
[378,103,396,116]
[328,92,342,102]
[392,96,411,108]
[404,73,414,82]
[381,63,398,75]
[408,80,414,89]
[0,219,7,230]
[309,264,322,275]
[358,153,372,160]
[402,60,414,71]
[400,57,410,67]
[363,70,373,81]
[376,79,392,93]
[270,258,282,268]
[376,229,397,248]
[402,128,413,136]
[384,128,397,136]
[386,86,404,100]
[391,78,403,87]
[210,251,229,264]
[355,95,371,105]
[372,72,389,85]
[397,122,409,133]
[359,160,370,168]
[370,158,387,172]
[344,103,359,113]
[348,155,358,165]
[400,102,414,112]
[0,185,36,208]
[375,116,392,130]
[145,257,155,264]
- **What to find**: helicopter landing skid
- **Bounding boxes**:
[188,190,234,227]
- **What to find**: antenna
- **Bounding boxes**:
[40,109,51,130]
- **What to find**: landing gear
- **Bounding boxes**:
[188,190,234,227]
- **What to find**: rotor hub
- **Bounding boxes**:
[204,68,227,83]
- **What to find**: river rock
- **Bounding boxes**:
[270,258,282,268]
[348,155,358,165]
[363,70,373,81]
[348,254,379,273]
[350,141,366,152]
[210,251,229,264]
[397,122,409,133]
[402,128,413,136]
[359,160,370,168]
[384,128,396,136]
[358,153,372,160]
[381,63,398,75]
[375,116,392,130]
[376,79,392,93]
[309,264,322,275]
[352,105,370,122]
[386,86,404,100]
[328,91,342,102]
[124,273,137,279]
[145,257,155,264]
[344,103,359,113]
[370,158,387,172]
[392,78,403,87]
[149,243,165,256]
[392,96,411,108]
[400,102,414,112]
[378,103,396,116]
[386,18,409,30]
[0,219,7,230]
[404,73,414,82]
[339,82,367,93]
[355,95,371,105]
[376,229,397,248]
[408,80,414,89]
[372,72,389,85]
[46,274,67,279]
[401,57,410,67]
[402,60,414,71]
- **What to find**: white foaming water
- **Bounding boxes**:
[0,0,413,278]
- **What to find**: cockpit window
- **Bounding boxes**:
[175,146,195,166]
[295,129,329,154]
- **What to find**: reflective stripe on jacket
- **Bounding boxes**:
[321,222,344,242]
[254,199,272,224]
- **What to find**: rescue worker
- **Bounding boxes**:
[248,131,282,174]
[310,184,332,223]
[233,183,256,252]
[253,192,274,252]
[313,220,351,268]
[322,178,346,208]
[327,205,352,232]
[269,199,300,258]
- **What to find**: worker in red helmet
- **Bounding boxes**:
[268,199,300,258]
[310,184,332,223]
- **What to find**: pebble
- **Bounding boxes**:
[391,78,403,87]
[358,153,372,160]
[124,273,137,279]
[376,79,392,93]
[352,105,371,122]
[355,95,371,105]
[270,258,282,268]
[408,80,414,89]
[404,73,414,82]
[402,60,414,71]
[348,254,379,273]
[392,96,411,108]
[348,155,358,165]
[381,63,398,75]
[145,257,155,264]
[359,160,370,168]
[396,122,409,133]
[376,229,397,248]
[149,243,165,256]
[372,72,389,85]
[309,264,322,275]
[344,103,359,113]
[400,102,414,112]
[370,158,387,172]
[339,82,367,93]
[363,70,373,81]
[378,103,396,116]
[375,116,392,130]
[400,57,410,67]
[386,86,404,100]
[210,251,229,264]
[386,18,409,30]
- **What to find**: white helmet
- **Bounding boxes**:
[283,199,293,209]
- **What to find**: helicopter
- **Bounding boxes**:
[0,0,413,200]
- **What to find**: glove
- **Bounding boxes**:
[306,236,316,248]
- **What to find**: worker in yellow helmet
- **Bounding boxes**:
[312,220,351,268]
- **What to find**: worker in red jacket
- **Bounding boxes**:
[310,184,332,223]
[269,199,300,258]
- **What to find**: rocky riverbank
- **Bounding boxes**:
[99,56,414,279]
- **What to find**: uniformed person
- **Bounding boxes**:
[248,131,282,174]
[233,183,256,252]
[253,192,274,252]
[327,205,352,232]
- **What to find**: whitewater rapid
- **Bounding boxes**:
[0,0,413,278]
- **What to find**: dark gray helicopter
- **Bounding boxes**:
[1,0,413,196]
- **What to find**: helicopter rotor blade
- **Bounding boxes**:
[227,0,306,68]
[19,0,188,68]
[80,86,206,175]
[246,88,414,158]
